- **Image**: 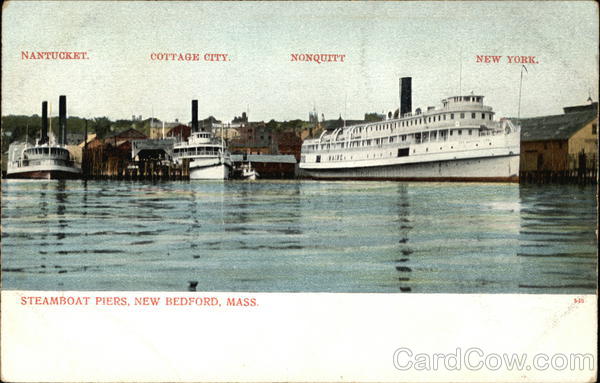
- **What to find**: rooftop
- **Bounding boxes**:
[520,103,597,142]
[106,128,148,140]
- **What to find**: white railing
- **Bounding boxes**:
[174,150,224,157]
[301,131,510,154]
[10,159,74,168]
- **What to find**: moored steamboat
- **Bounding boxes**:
[6,97,82,180]
[172,100,232,180]
[299,77,520,182]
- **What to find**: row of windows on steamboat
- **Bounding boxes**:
[350,111,494,136]
[443,96,484,104]
[173,146,222,156]
[25,147,68,156]
[306,128,492,151]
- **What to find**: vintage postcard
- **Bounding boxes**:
[1,1,597,382]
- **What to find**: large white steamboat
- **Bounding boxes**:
[6,97,82,180]
[173,131,232,180]
[300,78,520,182]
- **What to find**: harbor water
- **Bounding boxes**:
[1,179,597,293]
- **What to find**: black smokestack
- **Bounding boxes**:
[59,95,67,145]
[191,100,198,132]
[41,101,48,144]
[400,77,412,117]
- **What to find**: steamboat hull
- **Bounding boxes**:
[189,161,231,180]
[6,168,82,180]
[301,154,519,183]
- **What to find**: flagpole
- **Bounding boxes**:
[518,65,527,124]
[459,49,462,96]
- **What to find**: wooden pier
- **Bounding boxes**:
[520,168,597,185]
[82,144,189,180]
[519,153,597,185]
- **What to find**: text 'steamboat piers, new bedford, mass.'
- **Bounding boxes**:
[300,77,521,182]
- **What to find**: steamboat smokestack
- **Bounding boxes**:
[400,77,412,117]
[41,101,48,144]
[59,95,67,145]
[191,99,199,132]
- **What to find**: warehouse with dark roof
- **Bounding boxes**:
[519,102,597,182]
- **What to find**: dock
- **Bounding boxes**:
[82,137,189,180]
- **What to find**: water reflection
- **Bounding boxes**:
[225,181,251,230]
[38,182,49,241]
[55,180,67,241]
[0,179,596,293]
[394,184,412,292]
[81,180,88,217]
[517,184,597,292]
[186,182,200,257]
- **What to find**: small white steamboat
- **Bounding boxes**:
[173,131,232,180]
[6,97,81,180]
[233,160,258,180]
[7,141,82,180]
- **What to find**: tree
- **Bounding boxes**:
[280,119,304,132]
[93,117,111,138]
[364,112,384,122]
[265,119,279,131]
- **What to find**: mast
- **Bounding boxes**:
[518,65,528,124]
[459,62,462,96]
[49,102,53,144]
[459,50,462,96]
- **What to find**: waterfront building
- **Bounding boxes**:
[83,128,148,178]
[105,128,148,146]
[211,123,242,141]
[520,102,597,178]
[276,131,303,161]
[167,124,192,141]
[229,121,276,154]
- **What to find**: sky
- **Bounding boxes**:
[2,1,598,122]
